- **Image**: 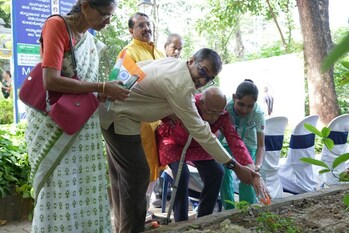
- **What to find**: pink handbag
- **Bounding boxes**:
[19,62,61,113]
[19,14,98,135]
[48,92,98,135]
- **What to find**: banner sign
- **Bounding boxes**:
[12,0,76,87]
[12,0,77,122]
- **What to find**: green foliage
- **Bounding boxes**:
[344,193,349,211]
[224,200,251,213]
[0,98,13,124]
[246,41,303,60]
[181,33,196,60]
[322,31,349,72]
[256,212,300,233]
[96,1,137,81]
[0,123,32,198]
[280,128,291,157]
[338,168,349,182]
[333,58,349,114]
[328,27,349,114]
[0,0,11,27]
[281,125,329,158]
[300,124,349,182]
[195,0,297,63]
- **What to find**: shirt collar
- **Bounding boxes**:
[133,38,155,47]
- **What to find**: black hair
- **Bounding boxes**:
[5,70,11,77]
[128,12,149,29]
[67,0,116,15]
[192,48,222,75]
[235,79,259,101]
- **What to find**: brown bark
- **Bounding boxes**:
[296,0,339,125]
[266,0,287,48]
[234,17,245,59]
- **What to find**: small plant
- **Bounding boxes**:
[300,124,349,181]
[224,200,251,213]
[344,192,349,211]
[256,212,301,233]
[300,123,349,212]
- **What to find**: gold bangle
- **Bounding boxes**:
[102,82,106,94]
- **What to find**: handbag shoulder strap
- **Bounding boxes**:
[42,14,78,112]
[40,14,77,73]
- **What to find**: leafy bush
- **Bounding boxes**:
[333,58,349,114]
[246,40,303,60]
[0,98,13,124]
[0,123,31,198]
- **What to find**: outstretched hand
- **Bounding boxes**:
[229,161,260,185]
[225,159,271,205]
[104,80,130,101]
[254,177,271,205]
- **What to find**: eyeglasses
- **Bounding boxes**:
[195,60,215,86]
[169,45,182,52]
[90,4,113,20]
[206,109,225,116]
[203,103,225,116]
[135,22,151,30]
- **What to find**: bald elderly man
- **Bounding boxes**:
[156,86,257,222]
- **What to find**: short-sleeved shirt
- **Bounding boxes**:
[41,16,77,70]
[225,100,265,151]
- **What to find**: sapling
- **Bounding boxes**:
[300,123,349,210]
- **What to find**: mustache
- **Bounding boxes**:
[142,30,152,36]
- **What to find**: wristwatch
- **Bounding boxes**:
[255,165,261,172]
[224,159,236,170]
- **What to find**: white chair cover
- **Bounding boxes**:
[260,116,288,199]
[321,114,349,185]
[279,115,319,194]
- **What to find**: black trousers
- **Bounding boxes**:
[169,159,224,222]
[102,124,150,233]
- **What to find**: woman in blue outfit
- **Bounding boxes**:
[220,79,265,209]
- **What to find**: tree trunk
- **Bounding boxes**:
[234,17,245,59]
[296,0,339,126]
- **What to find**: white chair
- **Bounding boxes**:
[279,115,319,194]
[260,116,288,199]
[321,114,349,186]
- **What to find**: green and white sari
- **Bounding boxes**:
[25,32,112,233]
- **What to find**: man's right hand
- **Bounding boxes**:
[227,160,260,186]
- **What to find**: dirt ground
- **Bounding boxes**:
[148,185,349,233]
[182,191,349,233]
[202,189,349,233]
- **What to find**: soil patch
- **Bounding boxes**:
[204,189,349,232]
[147,184,349,233]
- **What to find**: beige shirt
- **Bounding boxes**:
[99,57,232,164]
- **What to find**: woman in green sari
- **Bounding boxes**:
[25,1,130,232]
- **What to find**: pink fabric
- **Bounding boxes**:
[156,94,253,166]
